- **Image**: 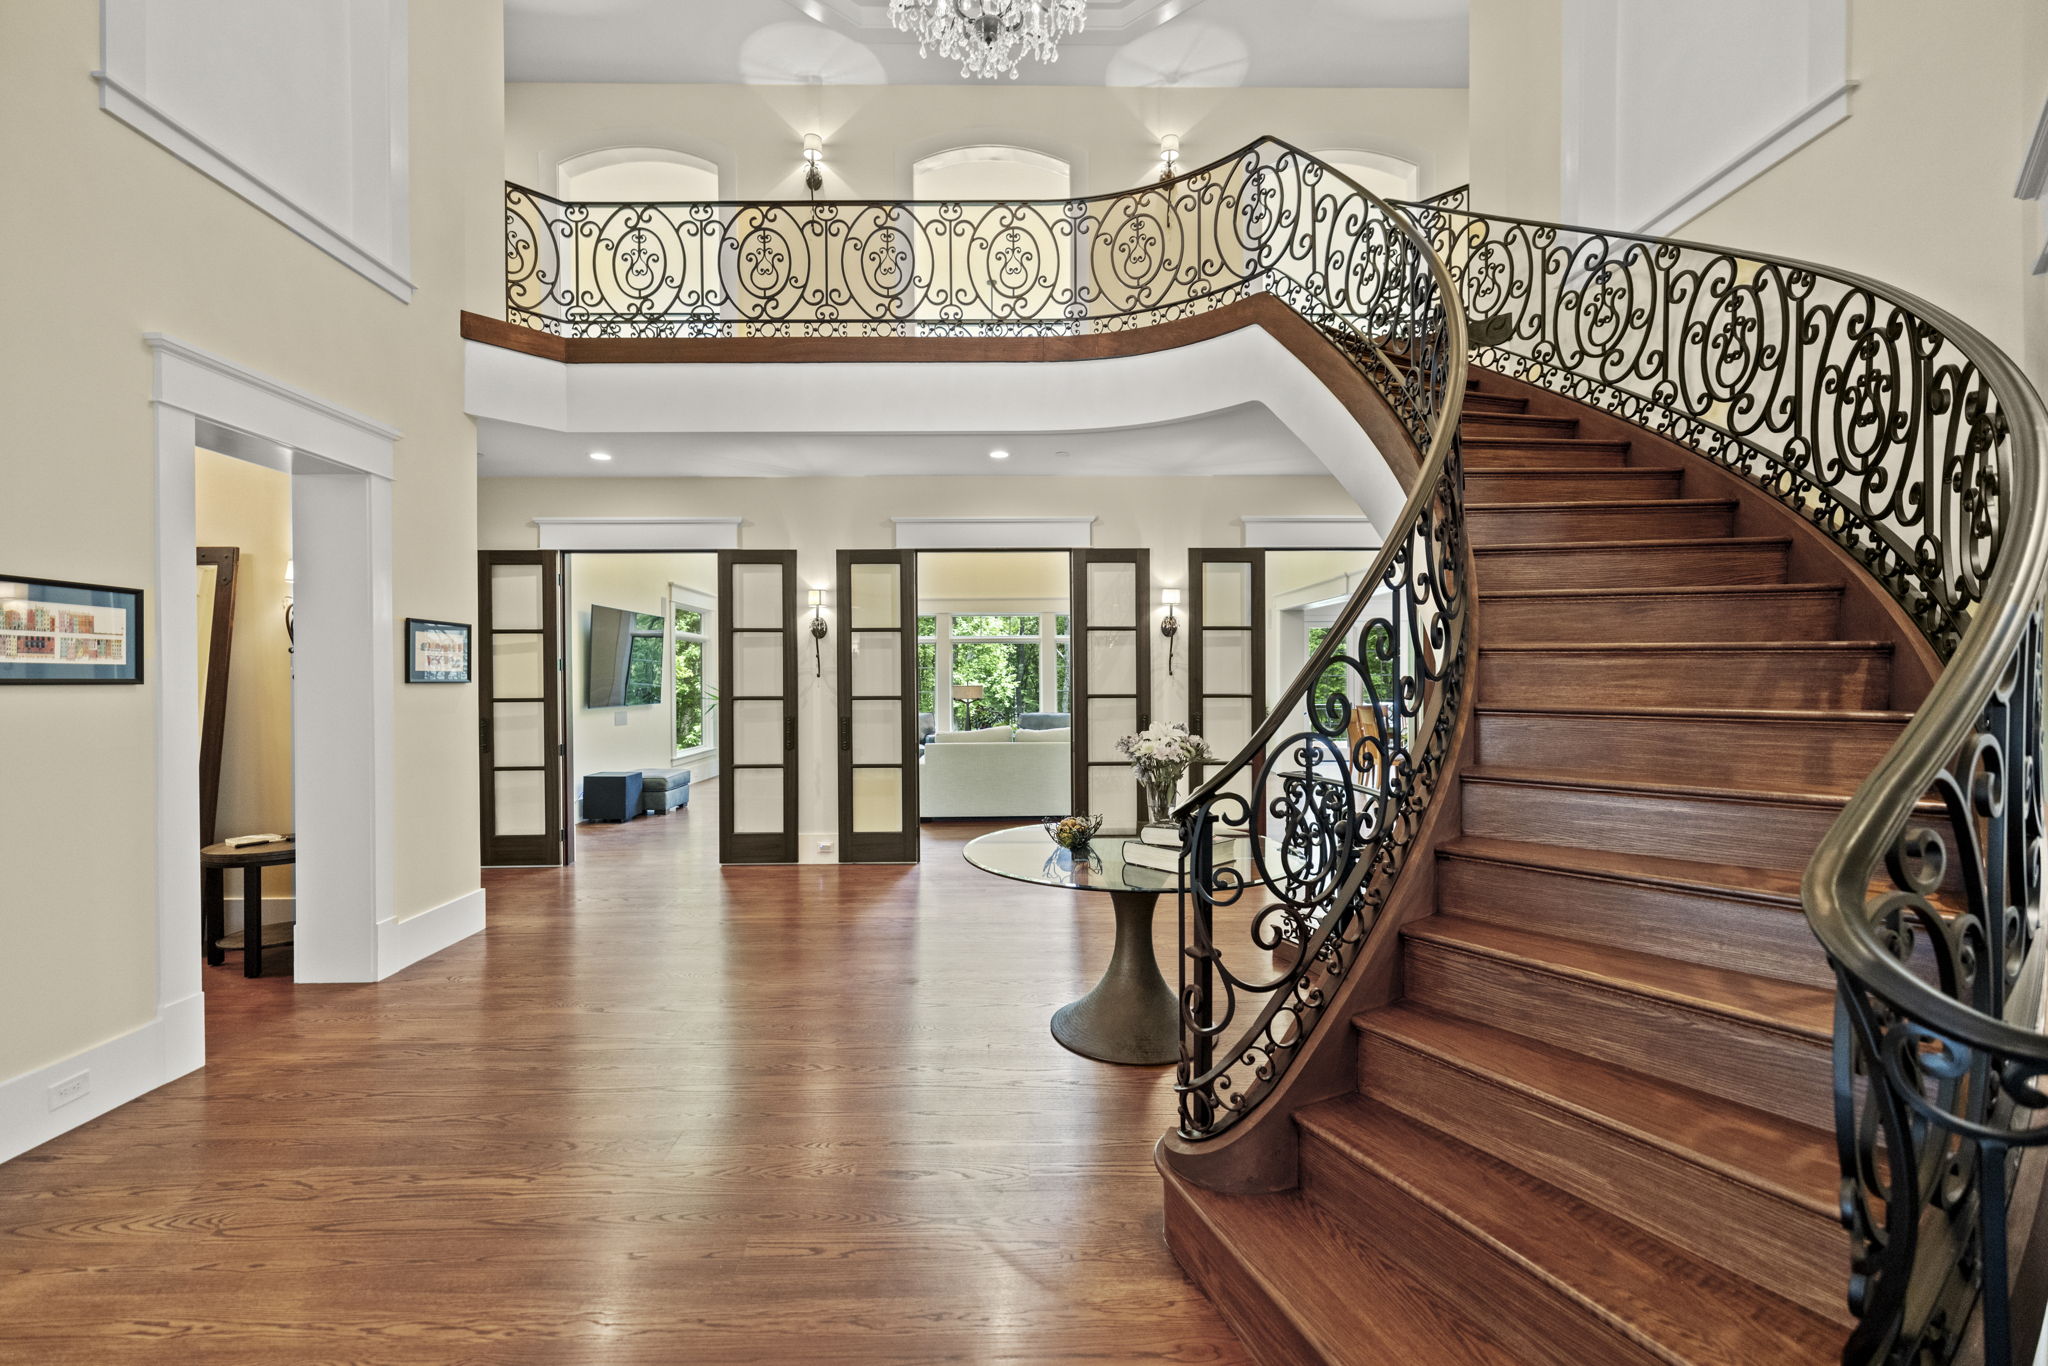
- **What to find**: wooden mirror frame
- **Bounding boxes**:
[196,546,241,848]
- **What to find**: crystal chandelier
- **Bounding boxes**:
[888,0,1088,80]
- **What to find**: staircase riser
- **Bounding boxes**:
[1402,941,1833,1129]
[1461,780,1837,870]
[1466,472,1684,504]
[1478,593,1841,645]
[1355,1034,1848,1323]
[1463,394,1529,415]
[1462,417,1583,440]
[1475,713,1903,795]
[1465,446,1627,470]
[1436,855,1829,987]
[1297,1132,1663,1366]
[1469,505,1733,545]
[1162,1184,1323,1366]
[1478,647,1892,710]
[1474,544,1788,590]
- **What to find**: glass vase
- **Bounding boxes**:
[1141,770,1178,829]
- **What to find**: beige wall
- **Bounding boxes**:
[1466,0,1563,220]
[480,473,1357,851]
[194,449,295,896]
[504,82,1470,201]
[0,3,502,1081]
[1677,0,2044,373]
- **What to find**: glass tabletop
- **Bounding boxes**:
[962,824,1254,896]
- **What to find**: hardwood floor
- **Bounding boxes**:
[0,793,1245,1364]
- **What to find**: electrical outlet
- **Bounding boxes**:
[817,840,834,854]
[47,1071,89,1112]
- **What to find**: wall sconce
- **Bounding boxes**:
[809,587,829,676]
[1160,587,1182,675]
[802,132,824,196]
[1158,132,1181,183]
[283,558,296,653]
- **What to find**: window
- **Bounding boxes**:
[912,145,1072,201]
[1308,621,1399,731]
[918,611,1069,731]
[559,148,721,202]
[672,591,715,756]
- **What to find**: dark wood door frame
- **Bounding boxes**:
[836,550,919,863]
[479,550,567,867]
[718,549,800,864]
[196,546,241,849]
[1070,548,1152,818]
[1188,548,1266,790]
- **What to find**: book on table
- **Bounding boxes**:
[1122,834,1239,873]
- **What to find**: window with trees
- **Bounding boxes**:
[918,612,1070,731]
[672,594,714,756]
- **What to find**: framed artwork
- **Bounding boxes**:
[0,575,144,684]
[405,618,471,684]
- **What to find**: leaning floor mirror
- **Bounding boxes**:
[196,546,240,848]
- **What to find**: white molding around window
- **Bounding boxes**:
[893,517,1094,549]
[97,0,413,300]
[533,517,742,551]
[1241,516,1380,549]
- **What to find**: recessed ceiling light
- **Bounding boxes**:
[988,449,1010,460]
[589,451,613,462]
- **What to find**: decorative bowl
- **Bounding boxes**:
[1043,813,1105,850]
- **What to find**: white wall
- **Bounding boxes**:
[567,552,718,807]
[481,473,1357,859]
[0,2,500,1142]
[505,82,1469,201]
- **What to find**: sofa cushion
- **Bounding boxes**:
[639,768,692,792]
[1018,712,1071,731]
[1016,727,1071,743]
[932,725,1013,743]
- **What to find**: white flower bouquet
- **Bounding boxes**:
[1116,722,1216,826]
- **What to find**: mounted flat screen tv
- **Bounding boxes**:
[586,605,663,707]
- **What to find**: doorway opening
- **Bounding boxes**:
[914,551,1074,832]
[563,551,720,861]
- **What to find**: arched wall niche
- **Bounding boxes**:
[911,144,1075,201]
[556,146,726,202]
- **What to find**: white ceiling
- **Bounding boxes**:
[503,0,1468,88]
[476,402,1328,478]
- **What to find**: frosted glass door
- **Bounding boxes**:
[718,551,798,863]
[480,551,565,866]
[837,551,918,863]
[1189,550,1265,790]
[1070,549,1150,830]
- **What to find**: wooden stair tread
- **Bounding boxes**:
[1480,639,1888,655]
[1162,1163,1528,1366]
[1461,437,1633,451]
[1475,702,1910,724]
[1403,916,1834,1041]
[1468,498,1733,513]
[1464,766,1855,810]
[1294,1099,1841,1365]
[1357,1005,1837,1218]
[1475,536,1791,555]
[1440,835,1806,906]
[1479,581,1841,602]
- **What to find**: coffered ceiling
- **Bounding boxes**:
[503,0,1468,88]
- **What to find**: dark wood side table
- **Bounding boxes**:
[201,838,296,978]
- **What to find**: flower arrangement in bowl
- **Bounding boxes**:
[1116,722,1217,828]
[1043,813,1105,852]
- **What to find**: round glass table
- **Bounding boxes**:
[963,825,1215,1066]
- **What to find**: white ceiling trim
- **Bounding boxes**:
[1241,516,1378,549]
[533,517,743,550]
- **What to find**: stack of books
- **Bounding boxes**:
[1122,823,1239,874]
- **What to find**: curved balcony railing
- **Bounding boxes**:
[1399,198,2048,1366]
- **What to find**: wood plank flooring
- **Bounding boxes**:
[0,793,1243,1364]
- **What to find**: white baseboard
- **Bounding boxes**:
[376,888,485,979]
[801,829,837,864]
[0,992,205,1165]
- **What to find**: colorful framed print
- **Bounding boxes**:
[405,618,471,684]
[0,576,144,684]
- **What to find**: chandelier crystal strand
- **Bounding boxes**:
[887,0,1087,80]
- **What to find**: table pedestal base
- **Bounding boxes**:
[1050,889,1179,1066]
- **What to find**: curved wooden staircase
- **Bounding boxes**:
[1162,367,1938,1365]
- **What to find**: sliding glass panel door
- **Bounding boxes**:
[837,551,919,863]
[479,550,566,866]
[1189,549,1265,794]
[1069,549,1150,829]
[718,550,799,864]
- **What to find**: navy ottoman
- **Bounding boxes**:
[640,768,692,814]
[583,771,644,823]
